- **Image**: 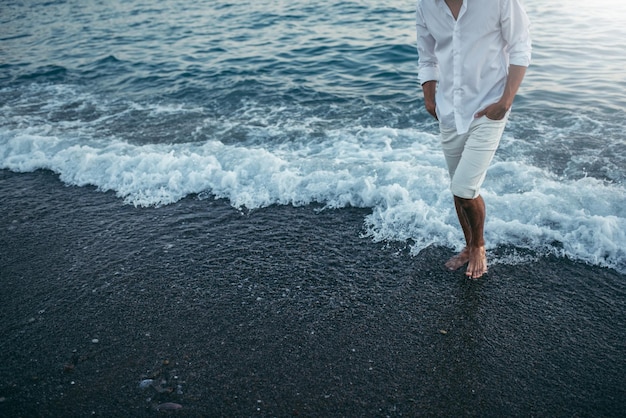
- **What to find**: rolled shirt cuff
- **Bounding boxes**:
[418,66,439,85]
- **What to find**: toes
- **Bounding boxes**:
[465,263,487,279]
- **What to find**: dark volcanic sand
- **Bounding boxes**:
[1,170,625,417]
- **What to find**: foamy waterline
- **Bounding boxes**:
[1,123,624,274]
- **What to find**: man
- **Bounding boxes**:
[416,0,531,278]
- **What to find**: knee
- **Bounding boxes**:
[454,194,478,208]
[451,183,479,200]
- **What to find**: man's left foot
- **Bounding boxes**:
[445,247,470,271]
[466,246,487,279]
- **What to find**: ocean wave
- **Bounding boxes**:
[1,124,624,274]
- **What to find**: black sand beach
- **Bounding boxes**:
[1,169,625,417]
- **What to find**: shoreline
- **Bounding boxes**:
[1,170,625,417]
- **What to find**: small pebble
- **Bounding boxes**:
[439,329,448,335]
[157,402,182,411]
[139,379,154,389]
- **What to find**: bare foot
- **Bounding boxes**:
[466,246,487,279]
[445,247,470,271]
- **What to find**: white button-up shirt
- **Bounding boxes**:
[416,0,531,134]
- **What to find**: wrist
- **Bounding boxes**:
[499,96,513,110]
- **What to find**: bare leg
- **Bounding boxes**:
[447,195,488,279]
[444,197,472,270]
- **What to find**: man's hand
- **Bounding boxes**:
[422,80,438,120]
[476,65,527,121]
[425,101,438,120]
[474,101,509,120]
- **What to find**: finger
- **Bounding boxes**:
[474,107,489,118]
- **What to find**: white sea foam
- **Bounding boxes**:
[1,123,624,273]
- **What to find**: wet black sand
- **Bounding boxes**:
[1,169,625,417]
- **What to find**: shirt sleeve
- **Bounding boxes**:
[501,0,532,67]
[415,3,439,84]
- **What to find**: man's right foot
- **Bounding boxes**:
[445,248,470,271]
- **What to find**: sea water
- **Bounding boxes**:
[1,0,625,273]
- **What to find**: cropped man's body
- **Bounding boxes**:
[416,0,531,278]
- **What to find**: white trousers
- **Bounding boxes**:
[439,114,509,199]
